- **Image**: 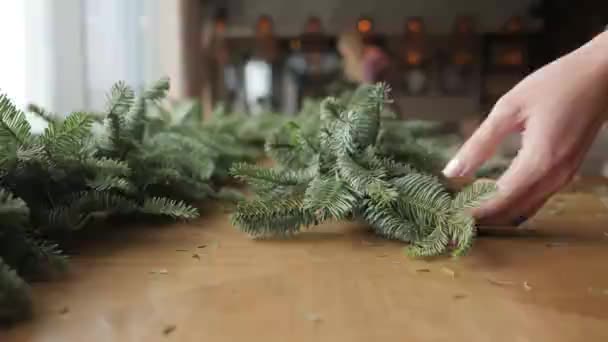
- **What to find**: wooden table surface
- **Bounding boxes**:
[2,178,608,342]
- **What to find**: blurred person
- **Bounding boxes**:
[337,31,393,85]
[443,29,608,225]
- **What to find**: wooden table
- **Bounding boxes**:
[3,179,608,342]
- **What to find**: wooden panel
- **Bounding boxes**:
[395,96,480,120]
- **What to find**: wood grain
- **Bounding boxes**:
[2,178,608,342]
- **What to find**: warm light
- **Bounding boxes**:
[453,51,473,65]
[503,16,523,33]
[214,20,226,34]
[357,18,373,33]
[406,50,422,65]
[406,17,424,34]
[501,49,523,65]
[257,16,273,35]
[290,39,302,50]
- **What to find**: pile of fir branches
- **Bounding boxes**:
[0,78,247,323]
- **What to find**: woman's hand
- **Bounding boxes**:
[443,32,608,225]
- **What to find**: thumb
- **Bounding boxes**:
[443,102,519,177]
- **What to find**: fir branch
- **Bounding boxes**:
[42,112,94,159]
[361,200,420,242]
[126,96,146,141]
[452,180,498,211]
[0,94,31,146]
[140,197,198,219]
[106,81,135,116]
[27,103,59,124]
[0,188,29,225]
[143,77,170,101]
[230,162,313,189]
[83,157,130,177]
[231,82,496,258]
[303,177,357,221]
[231,195,317,237]
[391,173,452,229]
[0,258,32,323]
[86,175,135,194]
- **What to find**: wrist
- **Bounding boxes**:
[580,31,608,82]
[578,31,608,121]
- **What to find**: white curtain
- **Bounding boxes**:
[1,0,170,117]
[0,1,28,109]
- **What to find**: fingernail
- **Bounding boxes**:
[511,215,528,226]
[442,158,462,177]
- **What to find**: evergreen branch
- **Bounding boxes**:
[27,103,59,124]
[337,153,392,199]
[0,258,32,323]
[42,112,94,158]
[361,200,419,242]
[86,175,135,194]
[140,197,198,219]
[83,157,130,177]
[126,96,146,141]
[448,213,476,257]
[405,224,450,258]
[230,162,313,190]
[232,195,317,238]
[452,179,498,211]
[0,94,31,146]
[391,173,452,229]
[0,188,29,225]
[106,81,135,116]
[303,177,357,221]
[143,77,170,101]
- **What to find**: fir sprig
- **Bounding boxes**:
[231,83,498,258]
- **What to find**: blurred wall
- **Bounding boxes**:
[219,0,540,36]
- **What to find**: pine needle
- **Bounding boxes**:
[441,267,456,278]
[487,278,515,286]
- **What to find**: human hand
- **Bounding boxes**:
[443,32,608,225]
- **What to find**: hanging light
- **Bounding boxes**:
[256,15,273,36]
[213,7,227,34]
[405,17,424,35]
[357,18,373,34]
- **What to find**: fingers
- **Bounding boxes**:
[472,145,542,222]
[474,118,602,225]
[443,100,520,178]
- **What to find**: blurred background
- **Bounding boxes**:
[1,0,607,173]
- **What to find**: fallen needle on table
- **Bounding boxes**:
[163,324,176,336]
[304,313,322,322]
[197,244,207,249]
[175,249,188,252]
[452,294,467,300]
[192,253,200,260]
[487,278,515,286]
[415,268,431,273]
[442,267,456,278]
